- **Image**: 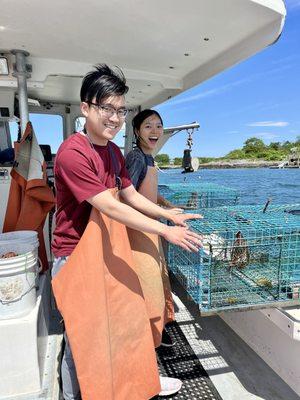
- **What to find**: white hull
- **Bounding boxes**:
[173,292,300,400]
[221,308,300,396]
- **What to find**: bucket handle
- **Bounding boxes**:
[37,257,43,273]
[24,253,41,284]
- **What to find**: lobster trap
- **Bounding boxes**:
[158,182,239,209]
[168,204,300,314]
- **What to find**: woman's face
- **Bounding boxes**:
[136,114,163,153]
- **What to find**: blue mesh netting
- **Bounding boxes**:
[168,204,300,314]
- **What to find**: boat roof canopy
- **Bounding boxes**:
[0,0,286,108]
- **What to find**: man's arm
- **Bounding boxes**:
[87,189,202,252]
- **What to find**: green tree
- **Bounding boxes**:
[243,137,265,155]
[264,150,286,161]
[173,157,182,165]
[282,140,291,146]
[198,157,215,163]
[224,149,246,159]
[269,142,281,151]
[154,153,170,165]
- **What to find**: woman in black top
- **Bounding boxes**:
[126,109,181,347]
[125,110,176,208]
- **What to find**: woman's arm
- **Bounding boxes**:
[120,185,201,226]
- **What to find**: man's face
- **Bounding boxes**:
[81,95,126,145]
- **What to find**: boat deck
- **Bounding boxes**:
[156,321,221,399]
[166,275,300,400]
[4,278,300,400]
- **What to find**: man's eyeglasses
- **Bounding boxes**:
[87,102,128,119]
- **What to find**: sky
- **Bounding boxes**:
[9,0,300,158]
[154,0,300,157]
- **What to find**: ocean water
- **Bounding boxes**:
[158,168,300,206]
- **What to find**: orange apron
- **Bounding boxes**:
[52,189,160,400]
[3,122,55,271]
[127,166,175,348]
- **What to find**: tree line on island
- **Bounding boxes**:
[155,136,300,166]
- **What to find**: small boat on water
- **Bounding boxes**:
[1,1,300,399]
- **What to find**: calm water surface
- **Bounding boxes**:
[158,168,300,205]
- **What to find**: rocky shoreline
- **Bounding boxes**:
[198,159,278,169]
[159,159,279,169]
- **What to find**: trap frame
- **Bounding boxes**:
[168,204,300,314]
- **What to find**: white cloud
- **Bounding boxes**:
[255,132,279,140]
[247,121,289,127]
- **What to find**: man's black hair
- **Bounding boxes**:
[80,64,129,104]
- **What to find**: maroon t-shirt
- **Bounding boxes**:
[52,133,132,257]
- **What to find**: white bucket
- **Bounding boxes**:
[0,230,39,248]
[0,238,39,320]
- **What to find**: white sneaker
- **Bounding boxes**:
[159,376,182,396]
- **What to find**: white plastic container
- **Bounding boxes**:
[0,230,39,248]
[0,235,39,320]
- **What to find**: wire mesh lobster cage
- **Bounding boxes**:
[158,182,239,209]
[168,204,300,314]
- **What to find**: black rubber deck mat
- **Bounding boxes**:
[154,322,222,399]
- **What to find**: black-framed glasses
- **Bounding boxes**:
[87,102,128,119]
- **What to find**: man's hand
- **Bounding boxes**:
[168,212,203,227]
[88,189,203,242]
[161,225,203,252]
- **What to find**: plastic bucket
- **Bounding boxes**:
[0,241,39,320]
[0,231,39,248]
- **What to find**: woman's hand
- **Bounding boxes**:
[167,212,203,227]
[166,207,184,215]
[160,225,203,252]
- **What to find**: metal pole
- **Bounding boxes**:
[65,106,72,136]
[163,122,200,134]
[12,50,30,136]
[124,107,139,156]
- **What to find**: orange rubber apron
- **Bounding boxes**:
[3,122,55,271]
[127,166,175,348]
[52,188,160,400]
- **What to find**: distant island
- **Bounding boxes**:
[155,137,300,169]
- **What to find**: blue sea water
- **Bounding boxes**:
[158,168,300,206]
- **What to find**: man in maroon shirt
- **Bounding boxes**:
[51,64,202,400]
